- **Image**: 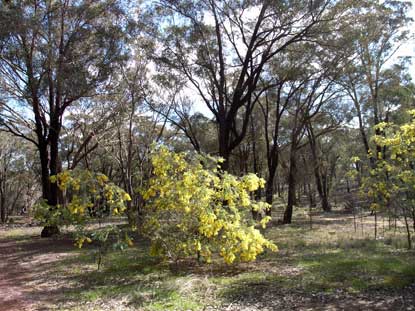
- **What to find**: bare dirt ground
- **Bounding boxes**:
[0,238,35,311]
[0,226,74,311]
[211,282,415,311]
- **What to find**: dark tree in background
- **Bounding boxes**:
[153,0,336,170]
[0,0,413,230]
[0,0,132,236]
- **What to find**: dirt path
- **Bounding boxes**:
[0,239,36,311]
[0,229,75,311]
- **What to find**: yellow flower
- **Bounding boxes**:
[97,174,109,186]
[123,193,132,201]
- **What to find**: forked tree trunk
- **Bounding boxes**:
[307,123,331,212]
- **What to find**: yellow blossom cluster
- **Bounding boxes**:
[360,110,415,212]
[35,170,133,250]
[142,146,277,264]
[50,170,131,219]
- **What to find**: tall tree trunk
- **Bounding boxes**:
[40,119,61,237]
[283,147,297,224]
[49,117,60,206]
[218,121,231,171]
[0,193,6,223]
[321,173,331,212]
[349,84,375,168]
[307,183,315,207]
[251,122,262,204]
[306,122,332,212]
[321,192,331,212]
[314,170,331,212]
[265,168,277,216]
[38,140,51,203]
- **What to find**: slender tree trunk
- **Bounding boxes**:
[38,141,51,203]
[283,148,297,224]
[265,167,277,216]
[352,96,375,168]
[0,193,6,223]
[314,170,331,212]
[403,212,412,250]
[307,123,331,212]
[250,134,262,219]
[307,183,315,207]
[251,121,261,201]
[0,166,6,223]
[353,207,357,232]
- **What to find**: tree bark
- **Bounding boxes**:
[307,123,332,212]
[265,169,277,215]
[0,193,6,223]
[283,147,297,224]
[218,121,231,171]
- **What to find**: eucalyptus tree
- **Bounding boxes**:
[147,90,207,153]
[60,100,120,171]
[0,0,132,236]
[337,0,413,164]
[151,0,338,170]
[110,58,176,225]
[0,132,38,222]
[305,111,346,212]
[258,47,313,213]
[0,133,17,223]
[281,62,342,223]
[257,30,349,215]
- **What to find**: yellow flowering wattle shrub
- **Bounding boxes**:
[360,113,415,211]
[356,110,415,248]
[142,146,277,264]
[35,170,133,253]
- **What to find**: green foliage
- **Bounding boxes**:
[34,170,133,267]
[361,110,415,209]
[141,146,277,264]
[356,110,415,248]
